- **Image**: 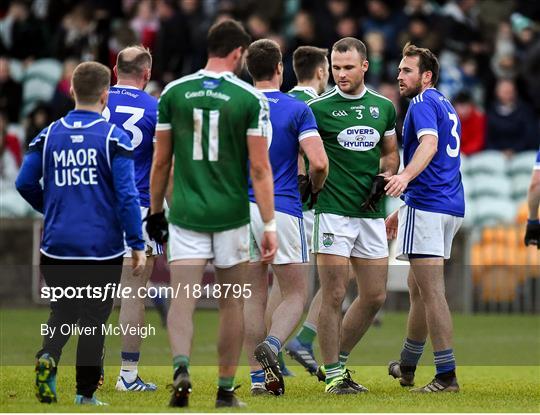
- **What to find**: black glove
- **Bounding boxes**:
[361,175,387,212]
[298,174,312,203]
[307,190,320,210]
[145,211,169,244]
[524,221,540,249]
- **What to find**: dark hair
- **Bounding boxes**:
[402,42,440,86]
[207,19,251,58]
[246,39,282,82]
[116,45,152,77]
[293,46,328,82]
[71,62,110,105]
[332,37,367,60]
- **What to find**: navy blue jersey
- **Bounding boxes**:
[104,85,158,207]
[16,110,144,259]
[402,88,465,217]
[248,90,319,218]
[535,148,540,170]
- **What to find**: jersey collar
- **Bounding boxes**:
[199,69,235,78]
[290,86,318,96]
[257,88,280,92]
[113,84,139,90]
[336,85,368,100]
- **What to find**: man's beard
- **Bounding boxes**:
[233,58,244,76]
[402,80,422,98]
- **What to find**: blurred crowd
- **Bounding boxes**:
[1,0,539,187]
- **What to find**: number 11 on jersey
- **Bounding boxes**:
[193,108,219,161]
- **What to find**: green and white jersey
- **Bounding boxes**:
[157,69,270,232]
[308,85,396,218]
[288,86,319,212]
[288,86,319,103]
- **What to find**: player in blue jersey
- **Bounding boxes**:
[524,148,540,248]
[16,62,146,405]
[103,45,159,392]
[243,39,328,396]
[385,43,464,393]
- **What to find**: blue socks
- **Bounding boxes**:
[400,338,425,366]
[434,349,456,375]
[264,335,282,356]
[250,369,265,385]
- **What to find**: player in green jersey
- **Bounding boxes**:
[309,37,400,394]
[146,20,277,408]
[279,46,329,375]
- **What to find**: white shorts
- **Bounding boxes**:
[312,213,388,259]
[167,223,250,268]
[303,209,314,253]
[396,204,463,260]
[249,203,308,264]
[124,206,164,258]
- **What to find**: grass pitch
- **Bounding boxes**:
[1,308,539,412]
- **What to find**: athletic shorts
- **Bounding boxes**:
[167,223,250,268]
[124,206,164,258]
[303,209,315,253]
[312,213,388,259]
[396,204,463,260]
[249,203,309,264]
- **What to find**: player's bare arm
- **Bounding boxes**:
[150,129,173,213]
[299,136,328,192]
[527,170,540,221]
[385,134,437,197]
[379,133,400,177]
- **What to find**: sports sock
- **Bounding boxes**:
[400,338,425,368]
[338,351,349,368]
[295,322,317,347]
[172,354,190,372]
[434,349,456,376]
[250,369,265,385]
[218,376,235,391]
[278,351,285,368]
[120,352,139,383]
[323,362,342,384]
[264,335,282,356]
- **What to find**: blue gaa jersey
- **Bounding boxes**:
[104,85,158,207]
[16,110,144,260]
[248,90,319,218]
[402,88,465,217]
[535,148,540,170]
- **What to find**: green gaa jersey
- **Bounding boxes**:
[157,69,270,232]
[308,86,396,218]
[288,86,319,212]
[288,86,319,103]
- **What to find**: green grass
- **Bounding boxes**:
[1,308,539,412]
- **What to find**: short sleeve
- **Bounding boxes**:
[384,102,397,137]
[534,149,540,170]
[156,90,171,131]
[297,104,320,141]
[26,126,50,154]
[247,94,271,138]
[110,126,134,159]
[410,99,438,140]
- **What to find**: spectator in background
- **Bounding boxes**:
[398,13,439,53]
[49,58,78,120]
[453,91,485,155]
[0,111,22,185]
[0,0,50,60]
[153,0,190,83]
[179,0,211,75]
[364,31,387,88]
[0,56,22,123]
[486,78,538,156]
[52,2,99,61]
[363,0,407,60]
[24,103,52,148]
[247,14,271,40]
[129,0,160,50]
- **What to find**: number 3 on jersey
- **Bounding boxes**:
[102,105,145,148]
[193,108,219,161]
[446,112,460,158]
